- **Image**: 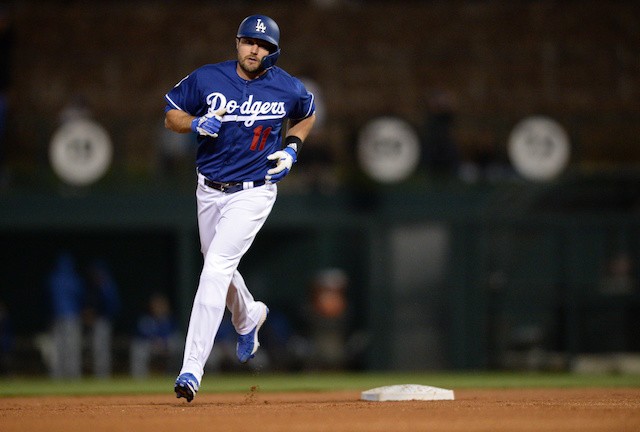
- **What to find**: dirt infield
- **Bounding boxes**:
[2,388,639,432]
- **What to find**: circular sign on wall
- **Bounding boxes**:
[357,117,420,183]
[507,116,570,181]
[49,118,113,186]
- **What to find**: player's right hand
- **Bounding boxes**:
[265,146,297,183]
[191,108,226,138]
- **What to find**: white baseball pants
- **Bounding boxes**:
[179,177,277,384]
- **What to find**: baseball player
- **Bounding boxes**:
[164,14,316,402]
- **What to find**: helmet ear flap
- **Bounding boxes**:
[261,48,281,69]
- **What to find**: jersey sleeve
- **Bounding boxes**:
[164,71,205,116]
[290,78,316,121]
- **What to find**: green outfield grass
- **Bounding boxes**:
[1,372,640,397]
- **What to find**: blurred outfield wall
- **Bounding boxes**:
[1,181,638,372]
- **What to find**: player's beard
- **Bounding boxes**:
[239,56,265,77]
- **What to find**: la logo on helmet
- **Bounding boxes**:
[255,18,267,33]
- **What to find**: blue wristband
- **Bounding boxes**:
[190,117,200,133]
[283,146,297,164]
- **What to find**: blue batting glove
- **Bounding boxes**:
[265,146,297,183]
[191,108,226,138]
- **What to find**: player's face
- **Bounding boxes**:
[236,37,272,76]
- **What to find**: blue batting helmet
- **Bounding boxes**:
[237,14,281,69]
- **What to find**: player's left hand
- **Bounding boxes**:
[265,146,297,183]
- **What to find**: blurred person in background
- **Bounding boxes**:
[84,259,120,378]
[303,268,349,370]
[129,293,181,379]
[599,252,636,296]
[47,252,84,379]
[0,4,14,187]
[299,268,368,371]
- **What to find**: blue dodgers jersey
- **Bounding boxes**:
[165,60,315,182]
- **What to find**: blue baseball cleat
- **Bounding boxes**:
[237,302,269,363]
[174,373,199,402]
